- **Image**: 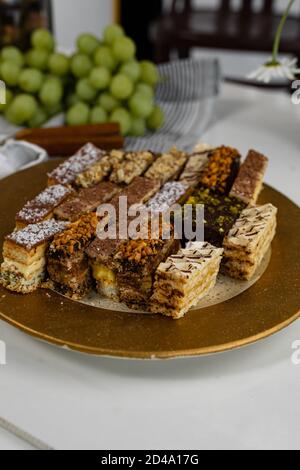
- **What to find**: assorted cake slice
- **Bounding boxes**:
[0,220,67,293]
[230,149,269,205]
[222,204,277,280]
[109,150,155,185]
[147,181,191,213]
[179,151,210,187]
[150,242,223,319]
[200,146,241,194]
[145,147,187,185]
[15,184,74,229]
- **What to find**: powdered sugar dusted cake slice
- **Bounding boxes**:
[147,181,190,213]
[0,220,67,293]
[150,242,223,319]
[47,143,105,186]
[223,203,277,280]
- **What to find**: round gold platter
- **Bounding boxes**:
[0,161,299,360]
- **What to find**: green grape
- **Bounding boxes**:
[1,46,24,67]
[76,78,98,102]
[135,83,154,100]
[98,92,119,112]
[66,102,90,125]
[90,106,108,124]
[71,53,93,78]
[26,49,49,70]
[89,67,110,90]
[120,60,141,83]
[129,92,154,119]
[103,24,125,45]
[31,28,55,52]
[94,46,116,71]
[66,92,81,107]
[130,117,146,137]
[7,94,38,125]
[147,106,165,130]
[112,37,136,62]
[0,88,13,112]
[77,33,99,56]
[28,106,48,128]
[110,74,133,100]
[45,102,63,117]
[0,61,21,86]
[39,78,63,107]
[48,53,70,76]
[140,61,159,87]
[19,68,43,93]
[110,108,132,136]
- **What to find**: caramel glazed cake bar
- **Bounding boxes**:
[223,204,277,280]
[0,220,67,293]
[150,242,224,319]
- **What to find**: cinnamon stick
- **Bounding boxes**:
[15,123,121,141]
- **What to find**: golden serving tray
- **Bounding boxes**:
[0,161,299,359]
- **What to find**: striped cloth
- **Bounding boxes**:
[126,58,220,153]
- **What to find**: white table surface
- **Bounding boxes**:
[0,83,299,451]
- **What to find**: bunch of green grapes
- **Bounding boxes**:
[0,26,165,136]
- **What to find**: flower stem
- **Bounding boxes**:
[271,0,295,64]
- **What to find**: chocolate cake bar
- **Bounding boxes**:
[223,204,277,280]
[114,221,180,309]
[150,242,223,319]
[230,149,269,205]
[48,143,105,187]
[47,213,98,299]
[186,188,247,247]
[109,150,155,185]
[147,181,191,213]
[179,151,210,187]
[200,146,241,194]
[75,149,124,188]
[145,147,187,185]
[54,181,120,222]
[0,220,67,293]
[15,185,74,229]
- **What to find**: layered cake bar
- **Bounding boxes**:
[15,184,74,229]
[200,146,241,194]
[179,151,210,187]
[115,222,180,309]
[110,150,155,185]
[186,188,246,247]
[0,220,67,293]
[230,149,269,205]
[87,178,160,300]
[54,181,120,222]
[147,181,191,213]
[47,213,98,299]
[48,143,105,187]
[223,204,277,280]
[145,147,187,185]
[150,242,223,319]
[76,149,124,188]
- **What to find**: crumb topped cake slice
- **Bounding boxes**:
[15,184,74,229]
[109,150,156,185]
[150,242,223,319]
[0,220,67,293]
[47,143,105,187]
[145,147,187,185]
[200,146,241,194]
[223,203,277,280]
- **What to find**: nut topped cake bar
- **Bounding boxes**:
[15,185,74,229]
[230,149,269,205]
[48,143,105,187]
[109,150,155,185]
[150,242,223,319]
[47,213,98,299]
[179,151,210,187]
[54,181,120,222]
[200,146,241,194]
[75,149,124,188]
[147,181,191,213]
[223,204,277,280]
[145,147,187,185]
[186,188,246,247]
[0,220,67,293]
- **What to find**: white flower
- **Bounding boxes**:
[248,57,300,84]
